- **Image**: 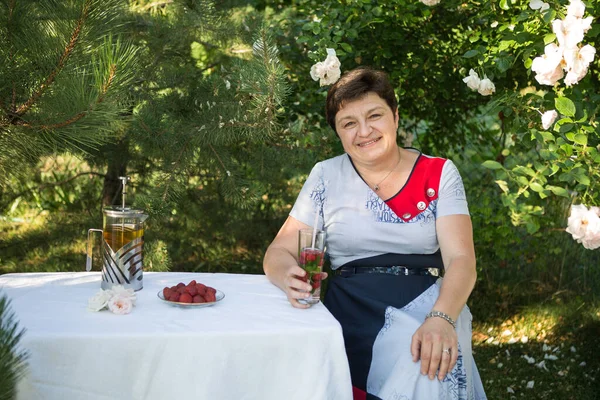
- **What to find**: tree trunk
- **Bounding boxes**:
[101,140,129,207]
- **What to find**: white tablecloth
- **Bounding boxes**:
[0,272,352,400]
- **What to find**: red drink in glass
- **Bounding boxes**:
[298,229,326,305]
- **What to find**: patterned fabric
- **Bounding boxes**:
[290,149,469,270]
[367,280,487,400]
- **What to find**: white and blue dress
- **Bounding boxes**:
[289,149,487,400]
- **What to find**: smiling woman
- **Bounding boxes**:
[263,67,487,400]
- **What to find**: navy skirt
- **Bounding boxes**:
[324,272,438,400]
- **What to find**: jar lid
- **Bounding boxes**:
[103,206,148,219]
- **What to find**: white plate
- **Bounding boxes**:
[157,289,225,308]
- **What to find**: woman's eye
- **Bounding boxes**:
[370,113,382,119]
[343,121,356,128]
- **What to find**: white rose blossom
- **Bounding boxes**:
[107,295,134,315]
[566,205,600,249]
[87,289,113,312]
[552,16,592,49]
[420,0,441,6]
[462,69,481,91]
[541,110,558,130]
[580,208,600,250]
[529,0,550,12]
[477,78,496,96]
[462,69,495,96]
[567,0,586,18]
[531,0,596,87]
[531,43,565,85]
[108,285,137,306]
[310,48,341,87]
[563,44,596,86]
[566,204,589,240]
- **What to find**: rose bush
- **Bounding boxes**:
[266,0,599,250]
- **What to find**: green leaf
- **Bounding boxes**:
[302,23,313,31]
[495,180,509,193]
[513,166,536,177]
[530,182,544,192]
[340,43,352,53]
[499,0,510,10]
[576,174,591,185]
[543,33,556,45]
[543,9,557,23]
[526,220,540,234]
[547,185,570,197]
[463,49,480,58]
[555,97,576,117]
[482,160,503,170]
[496,57,512,73]
[559,123,575,134]
[540,130,555,142]
[498,40,515,51]
[573,134,588,146]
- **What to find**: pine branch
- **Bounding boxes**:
[18,63,117,130]
[14,0,92,117]
[0,295,29,398]
[254,31,277,125]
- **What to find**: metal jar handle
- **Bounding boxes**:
[86,229,103,272]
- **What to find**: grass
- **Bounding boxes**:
[1,211,600,399]
[469,284,600,399]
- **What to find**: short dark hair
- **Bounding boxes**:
[325,67,398,133]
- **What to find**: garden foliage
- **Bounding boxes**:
[261,0,600,242]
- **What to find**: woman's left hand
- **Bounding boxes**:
[410,317,458,381]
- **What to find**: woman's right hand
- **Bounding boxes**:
[283,265,315,308]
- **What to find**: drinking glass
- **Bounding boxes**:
[298,229,325,305]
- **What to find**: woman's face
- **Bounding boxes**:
[334,92,399,167]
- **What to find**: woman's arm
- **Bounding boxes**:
[433,214,477,320]
[263,216,324,308]
[410,214,477,380]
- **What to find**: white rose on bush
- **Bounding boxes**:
[529,0,550,12]
[531,0,596,87]
[567,0,586,18]
[566,204,600,250]
[462,69,495,96]
[477,78,496,96]
[531,44,565,85]
[420,0,441,6]
[541,110,558,130]
[310,48,341,86]
[462,69,481,90]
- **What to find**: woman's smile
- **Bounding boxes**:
[357,137,382,147]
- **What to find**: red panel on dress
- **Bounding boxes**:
[385,155,446,221]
